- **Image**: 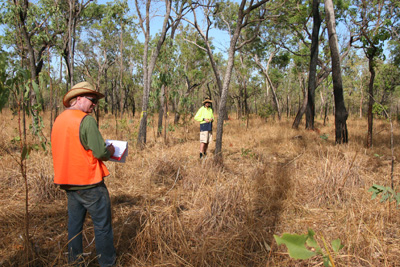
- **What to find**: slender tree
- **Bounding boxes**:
[325,0,348,143]
[185,0,269,163]
[351,0,397,147]
[253,51,282,120]
[135,0,188,147]
[305,0,321,130]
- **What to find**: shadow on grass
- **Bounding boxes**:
[246,157,292,266]
[0,204,69,267]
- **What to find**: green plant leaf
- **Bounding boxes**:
[32,80,40,97]
[24,83,30,98]
[274,233,317,260]
[21,145,29,160]
[369,184,385,200]
[320,134,328,140]
[306,229,322,254]
[331,239,344,252]
[322,255,331,267]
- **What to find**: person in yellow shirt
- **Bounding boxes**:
[194,97,214,158]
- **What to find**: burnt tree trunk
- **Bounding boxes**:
[305,0,321,130]
[292,75,308,129]
[325,0,348,143]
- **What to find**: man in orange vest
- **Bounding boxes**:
[51,82,116,267]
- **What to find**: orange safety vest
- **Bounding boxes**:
[51,109,109,186]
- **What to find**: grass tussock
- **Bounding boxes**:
[1,109,400,266]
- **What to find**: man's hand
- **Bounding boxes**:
[106,144,115,156]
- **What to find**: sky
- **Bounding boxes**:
[98,0,231,56]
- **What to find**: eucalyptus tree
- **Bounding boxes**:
[0,1,61,262]
[174,25,212,121]
[154,5,194,137]
[389,42,400,68]
[62,0,95,87]
[153,36,175,138]
[71,0,139,125]
[259,0,354,129]
[350,0,399,147]
[249,0,317,127]
[1,0,63,84]
[251,45,285,121]
[324,0,348,143]
[0,50,10,112]
[135,0,189,147]
[184,0,270,163]
[304,0,321,130]
[0,0,70,138]
[373,62,400,111]
[100,0,137,117]
[233,52,252,119]
[256,0,317,127]
[341,51,368,118]
[77,3,116,104]
[232,51,267,121]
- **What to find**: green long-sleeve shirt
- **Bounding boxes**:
[80,115,111,161]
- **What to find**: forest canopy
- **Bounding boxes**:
[0,0,399,149]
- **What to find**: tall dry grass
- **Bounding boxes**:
[0,109,399,266]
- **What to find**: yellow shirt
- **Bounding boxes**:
[194,106,214,124]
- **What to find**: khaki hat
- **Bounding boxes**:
[203,97,212,104]
[63,82,105,107]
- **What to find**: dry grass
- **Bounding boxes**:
[1,109,399,266]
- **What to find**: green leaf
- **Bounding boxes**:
[274,233,317,260]
[320,134,329,140]
[322,255,331,267]
[331,239,344,252]
[32,80,40,98]
[24,83,30,99]
[0,84,9,111]
[306,229,322,254]
[368,185,382,200]
[21,145,29,160]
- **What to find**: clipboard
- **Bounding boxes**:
[105,139,128,163]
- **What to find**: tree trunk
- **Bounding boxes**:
[292,75,308,129]
[136,0,171,148]
[325,0,348,143]
[158,84,165,136]
[214,2,246,162]
[323,101,329,126]
[186,0,268,162]
[285,94,288,118]
[48,47,54,134]
[366,54,376,147]
[265,72,281,121]
[163,86,168,144]
[305,0,321,130]
[253,53,281,120]
[359,84,363,118]
[119,25,125,117]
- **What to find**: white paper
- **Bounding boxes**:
[105,139,128,163]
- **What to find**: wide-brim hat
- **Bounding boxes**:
[203,98,212,104]
[63,82,105,107]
